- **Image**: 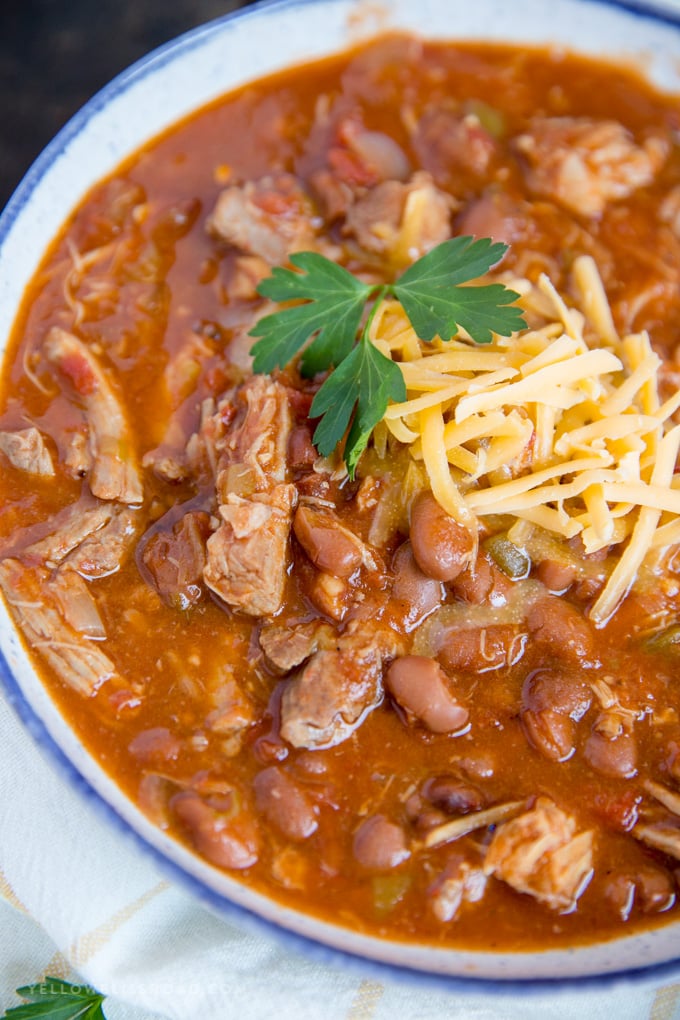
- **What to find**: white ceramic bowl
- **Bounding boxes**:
[2,0,680,993]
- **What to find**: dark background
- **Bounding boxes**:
[0,0,255,211]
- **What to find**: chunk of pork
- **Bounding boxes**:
[46,570,106,639]
[205,486,296,617]
[0,427,54,476]
[280,620,404,749]
[203,376,296,617]
[259,619,335,673]
[484,796,594,912]
[62,506,139,579]
[344,172,452,263]
[309,114,411,222]
[206,672,257,736]
[412,107,500,187]
[428,856,488,923]
[140,510,212,609]
[457,190,536,248]
[43,328,143,504]
[63,429,92,479]
[207,174,320,264]
[0,558,118,696]
[515,117,668,218]
[214,374,291,497]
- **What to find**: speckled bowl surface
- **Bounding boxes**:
[2,0,680,993]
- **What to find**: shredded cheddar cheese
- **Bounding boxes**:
[371,255,680,627]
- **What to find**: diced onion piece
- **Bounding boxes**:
[644,779,680,817]
[423,801,526,850]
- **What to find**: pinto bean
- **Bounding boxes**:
[403,792,451,835]
[422,774,485,814]
[522,709,575,762]
[171,790,259,870]
[568,536,610,562]
[584,729,637,778]
[572,576,605,602]
[605,866,675,920]
[385,655,469,734]
[438,624,524,674]
[294,505,364,577]
[450,551,513,605]
[527,596,595,663]
[288,425,318,470]
[521,668,591,762]
[391,542,444,629]
[605,874,637,921]
[253,766,319,841]
[409,493,474,582]
[353,814,410,870]
[536,558,577,593]
[523,668,592,719]
[637,866,676,913]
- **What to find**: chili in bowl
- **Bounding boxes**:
[2,0,680,989]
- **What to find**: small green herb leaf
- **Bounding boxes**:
[392,235,525,343]
[398,235,509,287]
[3,979,106,1020]
[249,252,374,375]
[310,334,406,477]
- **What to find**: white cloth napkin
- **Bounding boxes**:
[1,691,680,1020]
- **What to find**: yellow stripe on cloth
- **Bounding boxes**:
[346,980,385,1019]
[68,880,170,966]
[38,951,74,981]
[649,983,680,1020]
[0,864,29,914]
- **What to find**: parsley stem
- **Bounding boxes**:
[362,285,389,344]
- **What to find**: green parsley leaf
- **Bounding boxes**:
[310,334,406,475]
[392,235,525,343]
[249,251,374,375]
[3,978,106,1020]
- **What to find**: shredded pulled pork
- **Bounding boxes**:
[43,327,143,504]
[202,375,297,617]
[206,174,321,264]
[343,171,453,263]
[0,427,54,476]
[280,619,404,749]
[515,117,668,217]
[18,501,139,578]
[483,796,594,912]
[0,558,118,697]
[259,619,335,674]
[428,856,488,923]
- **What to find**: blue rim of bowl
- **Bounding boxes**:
[2,0,680,997]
